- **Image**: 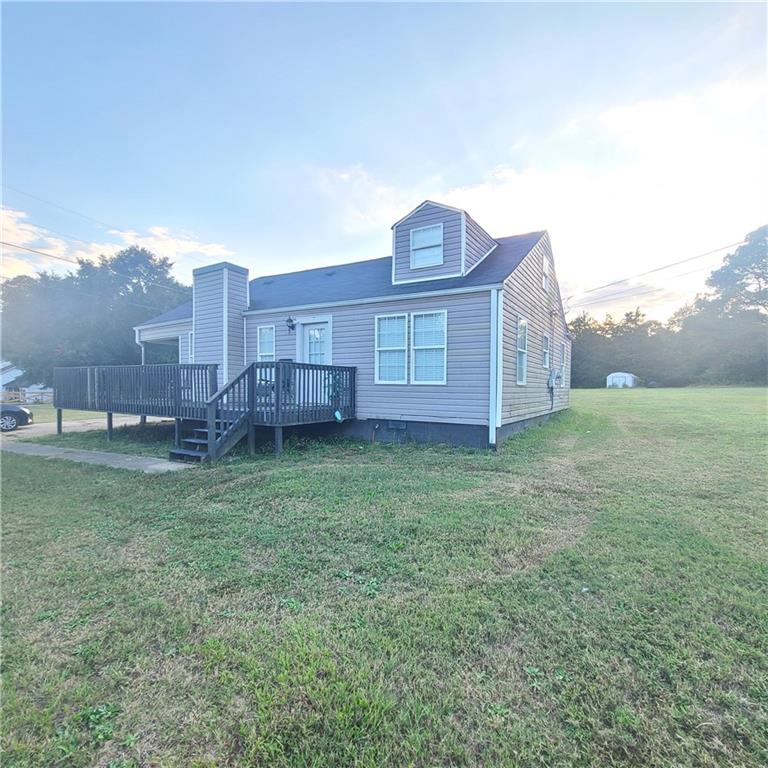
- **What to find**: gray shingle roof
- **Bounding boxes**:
[248,231,544,311]
[138,300,193,326]
[138,231,544,326]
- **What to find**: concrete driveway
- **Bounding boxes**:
[1,414,167,441]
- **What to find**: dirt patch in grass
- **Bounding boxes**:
[497,513,592,572]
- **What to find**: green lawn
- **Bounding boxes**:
[24,420,177,458]
[25,404,102,423]
[2,388,766,767]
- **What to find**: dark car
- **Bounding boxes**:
[0,405,34,432]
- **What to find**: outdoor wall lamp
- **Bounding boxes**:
[285,316,296,333]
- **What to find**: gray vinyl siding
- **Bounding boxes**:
[136,319,191,344]
[193,269,224,383]
[393,203,463,283]
[192,263,249,384]
[225,269,248,378]
[464,213,497,273]
[501,233,570,423]
[245,290,492,425]
[178,333,189,363]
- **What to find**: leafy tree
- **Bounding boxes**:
[707,225,768,312]
[570,226,767,387]
[1,247,190,385]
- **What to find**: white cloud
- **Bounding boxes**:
[0,207,234,283]
[311,75,767,320]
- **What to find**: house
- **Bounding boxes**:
[129,200,570,453]
[606,371,638,388]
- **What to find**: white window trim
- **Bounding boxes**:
[256,324,276,362]
[410,309,447,385]
[409,223,444,270]
[516,316,528,386]
[187,331,194,363]
[374,313,408,385]
[542,333,550,368]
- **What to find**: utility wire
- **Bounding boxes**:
[566,240,744,302]
[568,263,717,312]
[2,184,123,232]
[0,241,190,297]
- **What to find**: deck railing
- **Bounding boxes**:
[250,361,356,426]
[204,360,356,460]
[53,361,356,426]
[53,364,219,419]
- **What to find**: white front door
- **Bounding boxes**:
[301,322,329,365]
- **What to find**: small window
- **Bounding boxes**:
[257,325,275,362]
[188,331,194,363]
[542,334,550,368]
[542,255,550,292]
[410,224,444,269]
[411,311,447,384]
[375,314,407,384]
[559,342,566,386]
[516,317,528,385]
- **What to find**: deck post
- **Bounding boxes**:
[208,364,218,396]
[139,344,147,426]
[174,418,182,447]
[274,426,283,456]
[56,408,63,435]
[106,412,113,441]
[248,423,256,454]
[206,400,217,463]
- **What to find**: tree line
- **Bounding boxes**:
[1,247,190,386]
[569,226,767,387]
[1,227,765,389]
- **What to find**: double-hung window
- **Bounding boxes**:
[516,317,528,385]
[410,224,444,269]
[257,325,275,362]
[375,314,407,384]
[411,311,447,384]
[542,334,550,368]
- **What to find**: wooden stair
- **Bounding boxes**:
[168,427,222,463]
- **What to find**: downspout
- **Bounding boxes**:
[488,289,499,448]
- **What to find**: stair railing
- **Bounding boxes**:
[205,364,254,462]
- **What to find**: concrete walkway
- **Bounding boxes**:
[2,415,166,441]
[1,441,194,474]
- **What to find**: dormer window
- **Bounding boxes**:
[410,224,444,269]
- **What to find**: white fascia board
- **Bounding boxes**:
[242,283,503,316]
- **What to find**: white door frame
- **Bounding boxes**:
[294,314,333,364]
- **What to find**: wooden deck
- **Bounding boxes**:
[53,361,356,461]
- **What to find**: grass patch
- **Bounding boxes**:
[23,421,177,458]
[25,405,103,423]
[2,388,766,766]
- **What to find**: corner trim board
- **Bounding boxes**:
[222,267,229,381]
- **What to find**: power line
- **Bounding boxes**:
[2,184,123,232]
[567,263,717,312]
[0,241,190,297]
[567,240,744,302]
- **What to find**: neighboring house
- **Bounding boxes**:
[606,371,638,388]
[1,361,25,388]
[133,201,571,448]
[1,361,50,401]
